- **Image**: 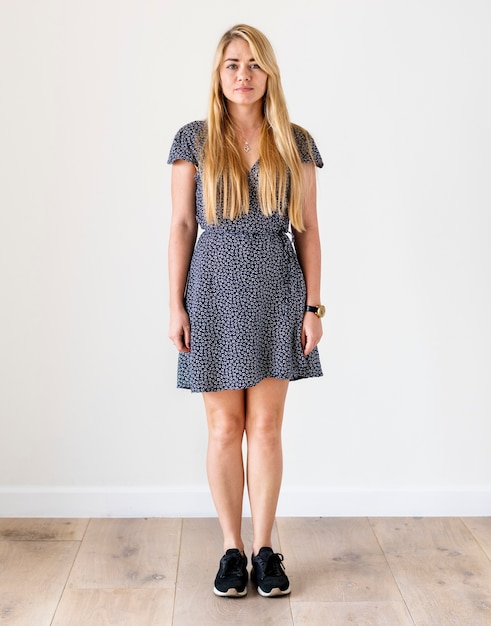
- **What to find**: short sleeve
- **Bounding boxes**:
[167,120,205,167]
[292,124,323,168]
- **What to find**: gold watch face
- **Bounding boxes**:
[315,305,326,318]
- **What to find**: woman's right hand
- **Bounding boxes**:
[169,307,191,353]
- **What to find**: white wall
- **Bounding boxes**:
[1,0,490,517]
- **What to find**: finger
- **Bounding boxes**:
[303,332,318,356]
[301,327,307,352]
[173,336,185,352]
[183,325,191,351]
[176,335,192,353]
[170,332,186,353]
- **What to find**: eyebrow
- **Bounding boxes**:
[223,57,256,63]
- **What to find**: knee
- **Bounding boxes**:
[246,416,282,447]
[208,414,245,449]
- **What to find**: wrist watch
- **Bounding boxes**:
[305,304,326,318]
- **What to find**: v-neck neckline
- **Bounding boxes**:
[248,160,260,175]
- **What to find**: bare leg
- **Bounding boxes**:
[245,378,289,556]
[203,389,246,553]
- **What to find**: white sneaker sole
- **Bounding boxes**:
[257,584,291,597]
[213,586,248,597]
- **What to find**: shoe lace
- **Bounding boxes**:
[264,552,286,577]
[218,552,243,578]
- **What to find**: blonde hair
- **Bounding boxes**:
[201,24,310,231]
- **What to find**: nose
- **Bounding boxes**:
[237,65,251,82]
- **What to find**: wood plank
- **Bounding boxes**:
[67,518,181,589]
[1,516,489,624]
[0,540,79,625]
[276,517,403,602]
[173,517,293,626]
[370,517,491,626]
[291,601,414,625]
[0,518,88,541]
[463,517,491,560]
[52,588,175,626]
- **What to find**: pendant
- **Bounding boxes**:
[244,142,251,153]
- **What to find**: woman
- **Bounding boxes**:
[167,24,325,598]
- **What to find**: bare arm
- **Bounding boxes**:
[292,163,323,356]
[168,159,198,352]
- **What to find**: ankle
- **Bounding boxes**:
[224,543,245,554]
[252,544,272,557]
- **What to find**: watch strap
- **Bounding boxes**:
[305,304,326,318]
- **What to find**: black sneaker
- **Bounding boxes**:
[251,547,291,597]
[213,549,248,597]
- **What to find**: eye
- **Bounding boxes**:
[226,63,238,70]
[250,63,261,70]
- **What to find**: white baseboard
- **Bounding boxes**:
[0,486,490,518]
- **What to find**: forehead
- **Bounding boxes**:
[222,38,254,60]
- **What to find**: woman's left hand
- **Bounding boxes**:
[301,313,323,356]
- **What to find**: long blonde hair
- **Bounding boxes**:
[202,24,309,231]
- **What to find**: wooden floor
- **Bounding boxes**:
[0,517,490,625]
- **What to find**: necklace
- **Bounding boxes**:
[236,123,262,152]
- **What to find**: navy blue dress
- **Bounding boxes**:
[168,121,323,392]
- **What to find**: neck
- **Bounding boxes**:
[227,103,264,132]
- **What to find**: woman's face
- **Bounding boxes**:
[219,38,268,109]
